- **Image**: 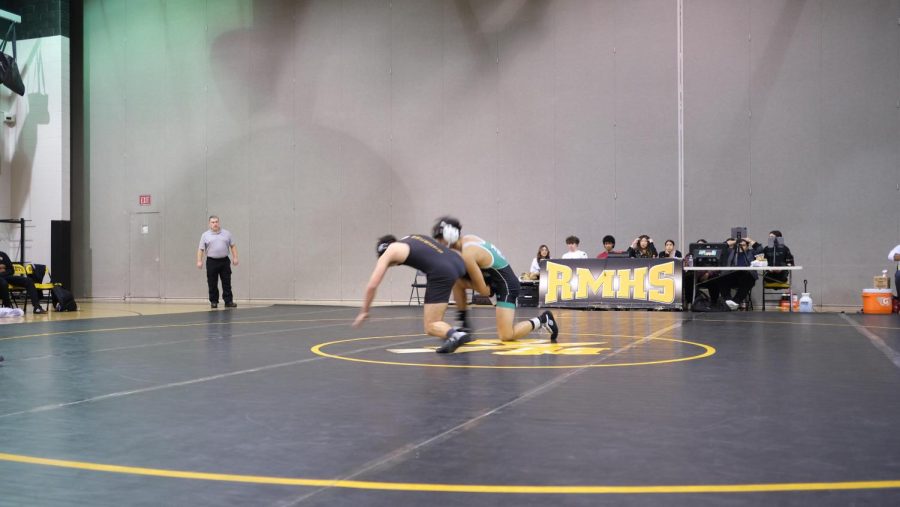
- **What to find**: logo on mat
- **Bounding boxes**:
[387,338,610,356]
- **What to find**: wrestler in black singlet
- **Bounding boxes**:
[399,234,466,304]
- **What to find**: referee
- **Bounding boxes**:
[196,215,239,309]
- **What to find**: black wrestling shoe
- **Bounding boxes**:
[435,333,473,354]
[33,306,46,314]
[210,303,218,309]
[225,302,237,308]
[540,311,559,343]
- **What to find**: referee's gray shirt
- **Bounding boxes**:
[199,229,234,259]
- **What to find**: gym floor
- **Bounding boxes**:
[1,304,899,506]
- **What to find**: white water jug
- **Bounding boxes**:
[798,293,813,313]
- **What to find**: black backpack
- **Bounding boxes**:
[51,286,77,312]
[691,292,730,313]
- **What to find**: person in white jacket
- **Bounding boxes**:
[889,244,900,298]
[561,236,588,259]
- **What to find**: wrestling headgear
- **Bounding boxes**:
[432,217,461,245]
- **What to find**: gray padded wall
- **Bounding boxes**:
[818,0,900,306]
[748,0,821,301]
[684,0,752,246]
[83,0,900,305]
[550,1,616,257]
[685,0,900,306]
[613,0,678,249]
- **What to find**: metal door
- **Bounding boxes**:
[129,212,161,298]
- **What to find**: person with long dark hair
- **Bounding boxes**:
[658,239,682,259]
[627,235,657,258]
[530,244,550,275]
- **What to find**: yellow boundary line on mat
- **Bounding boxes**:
[1,452,898,494]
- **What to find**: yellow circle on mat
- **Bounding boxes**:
[311,333,715,369]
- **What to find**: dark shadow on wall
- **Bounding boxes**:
[203,0,408,299]
[209,0,299,115]
[452,0,549,69]
[7,39,50,219]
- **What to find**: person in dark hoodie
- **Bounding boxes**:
[0,251,46,314]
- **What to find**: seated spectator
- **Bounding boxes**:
[720,238,757,309]
[657,239,682,259]
[596,235,627,259]
[0,251,46,314]
[758,230,794,284]
[530,244,551,276]
[627,235,657,258]
[0,274,10,309]
[597,235,615,259]
[561,236,588,259]
[889,242,900,298]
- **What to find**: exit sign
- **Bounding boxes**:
[139,195,151,206]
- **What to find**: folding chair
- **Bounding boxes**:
[761,276,792,311]
[8,263,28,309]
[408,270,427,305]
[26,263,58,309]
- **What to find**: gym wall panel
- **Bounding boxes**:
[291,0,347,302]
[335,0,393,301]
[613,0,678,248]
[683,0,751,244]
[819,0,900,305]
[85,0,129,298]
[122,1,167,298]
[441,0,501,252]
[381,0,443,302]
[81,0,900,305]
[496,1,556,273]
[748,0,822,302]
[546,0,616,263]
[242,4,299,300]
[160,3,211,298]
[204,3,252,303]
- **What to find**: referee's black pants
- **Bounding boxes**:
[206,257,233,304]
